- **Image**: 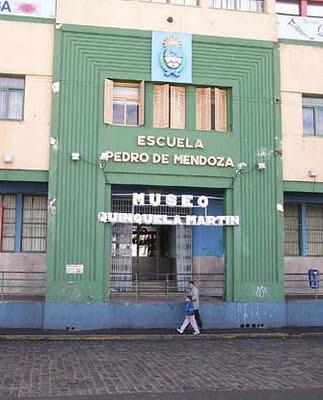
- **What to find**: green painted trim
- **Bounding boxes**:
[105,173,233,189]
[61,23,275,49]
[273,44,284,285]
[224,188,234,302]
[279,39,323,48]
[46,28,62,301]
[284,181,323,193]
[195,33,276,49]
[60,24,151,38]
[0,169,48,182]
[0,15,54,24]
[105,184,112,300]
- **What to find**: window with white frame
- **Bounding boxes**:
[308,2,323,17]
[153,84,186,129]
[0,76,25,121]
[196,87,228,131]
[104,80,144,126]
[303,97,323,136]
[284,203,323,256]
[141,0,199,5]
[0,194,47,253]
[209,0,264,12]
[276,0,300,15]
[276,0,323,16]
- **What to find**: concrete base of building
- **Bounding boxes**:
[1,300,323,331]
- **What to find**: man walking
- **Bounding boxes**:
[188,280,203,330]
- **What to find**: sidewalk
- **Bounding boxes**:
[0,326,323,341]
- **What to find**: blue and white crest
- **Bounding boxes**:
[152,31,192,84]
[160,36,185,77]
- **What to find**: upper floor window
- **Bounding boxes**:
[1,194,47,253]
[209,0,264,12]
[196,87,228,131]
[276,0,300,14]
[0,76,25,121]
[153,84,186,129]
[307,2,323,17]
[276,0,323,16]
[303,96,323,136]
[104,80,145,126]
[141,0,199,5]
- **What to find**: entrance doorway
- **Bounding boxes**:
[110,195,192,292]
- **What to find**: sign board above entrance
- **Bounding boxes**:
[98,193,240,227]
[133,193,209,208]
[0,0,56,18]
[98,212,239,226]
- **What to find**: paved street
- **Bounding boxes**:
[0,336,323,400]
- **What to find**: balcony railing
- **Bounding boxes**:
[139,0,265,11]
[208,0,264,12]
[140,0,199,6]
[0,270,320,302]
[285,273,323,299]
[109,272,225,301]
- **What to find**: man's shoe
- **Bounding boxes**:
[176,328,183,334]
[193,331,200,335]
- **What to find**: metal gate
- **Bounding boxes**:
[176,225,192,291]
[111,197,133,291]
[110,194,193,292]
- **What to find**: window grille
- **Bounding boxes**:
[209,0,264,12]
[141,0,199,6]
[284,204,301,256]
[307,205,323,256]
[21,196,47,253]
[1,194,47,253]
[1,195,16,252]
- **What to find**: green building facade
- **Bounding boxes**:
[47,24,284,305]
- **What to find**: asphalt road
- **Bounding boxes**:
[1,336,323,400]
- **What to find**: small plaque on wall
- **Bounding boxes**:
[65,264,84,274]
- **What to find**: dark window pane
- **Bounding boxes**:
[303,107,315,135]
[284,204,300,256]
[113,103,125,125]
[315,108,323,136]
[126,104,139,125]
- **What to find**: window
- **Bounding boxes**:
[306,205,323,255]
[1,195,16,252]
[308,2,323,17]
[0,194,47,253]
[141,0,199,5]
[104,80,144,126]
[303,97,323,136]
[209,0,264,12]
[276,0,300,15]
[276,0,323,16]
[196,87,228,131]
[284,203,323,256]
[0,76,25,121]
[153,84,186,129]
[284,204,301,256]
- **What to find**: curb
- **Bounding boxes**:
[0,331,323,341]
